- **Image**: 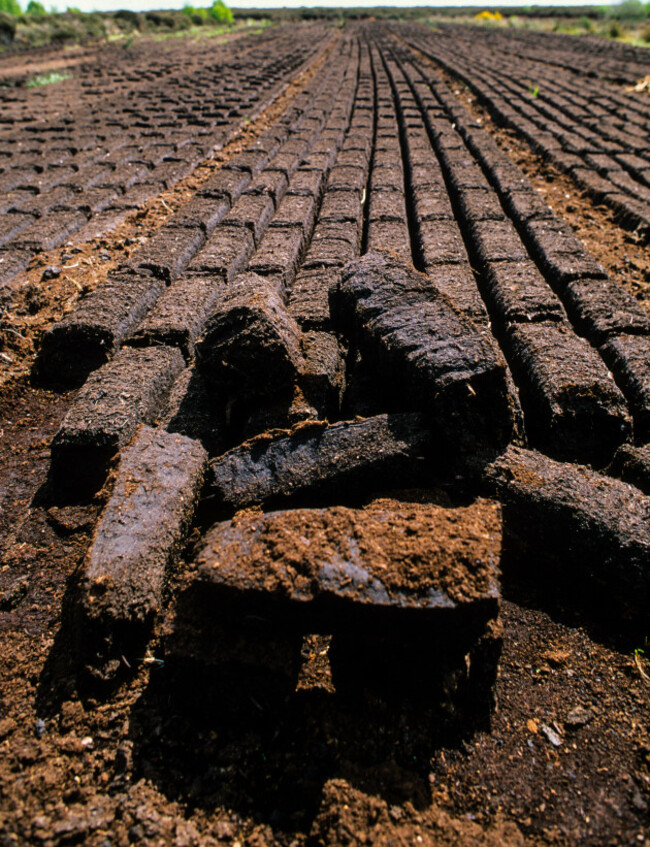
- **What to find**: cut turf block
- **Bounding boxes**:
[81,426,207,677]
[504,321,630,465]
[288,267,341,330]
[522,220,608,285]
[161,367,227,456]
[195,497,502,704]
[127,276,224,361]
[468,220,529,264]
[331,251,514,452]
[0,248,31,287]
[562,278,650,344]
[188,226,255,281]
[51,346,184,491]
[608,443,650,495]
[128,226,206,283]
[600,334,650,441]
[167,196,230,235]
[196,272,304,399]
[482,446,650,630]
[208,413,433,511]
[248,225,306,286]
[298,330,345,417]
[483,261,565,325]
[35,273,166,387]
[424,263,489,326]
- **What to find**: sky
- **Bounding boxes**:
[52,0,599,13]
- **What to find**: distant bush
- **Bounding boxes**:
[0,0,21,14]
[145,10,175,28]
[642,22,650,39]
[608,18,625,36]
[113,8,140,29]
[181,5,208,24]
[26,0,46,14]
[50,18,82,43]
[613,0,647,19]
[475,10,503,21]
[208,0,233,25]
[0,10,16,42]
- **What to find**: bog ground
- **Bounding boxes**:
[1,19,650,846]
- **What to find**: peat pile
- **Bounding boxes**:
[42,250,650,728]
[26,24,650,731]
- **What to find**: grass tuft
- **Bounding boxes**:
[25,70,70,88]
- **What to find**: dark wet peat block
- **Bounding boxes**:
[504,321,630,465]
[208,413,433,511]
[35,273,165,387]
[81,426,207,675]
[483,446,650,630]
[128,276,224,361]
[600,334,650,441]
[196,272,304,399]
[51,346,184,491]
[195,497,502,702]
[609,442,650,495]
[330,251,514,452]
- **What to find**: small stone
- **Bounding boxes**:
[34,719,46,739]
[540,724,562,747]
[42,265,61,280]
[80,736,94,750]
[565,705,593,729]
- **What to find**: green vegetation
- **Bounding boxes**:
[2,3,650,55]
[26,0,46,15]
[209,0,233,24]
[181,2,233,26]
[26,70,70,87]
[0,0,21,14]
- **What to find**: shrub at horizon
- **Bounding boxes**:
[209,0,233,25]
[26,0,47,14]
[0,0,21,15]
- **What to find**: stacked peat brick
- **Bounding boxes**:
[30,25,650,721]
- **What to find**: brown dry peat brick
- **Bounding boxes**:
[331,251,514,452]
[51,345,184,490]
[207,413,433,511]
[503,321,630,465]
[81,426,207,675]
[195,497,502,704]
[196,272,304,400]
[36,272,166,386]
[482,445,650,629]
[127,276,225,361]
